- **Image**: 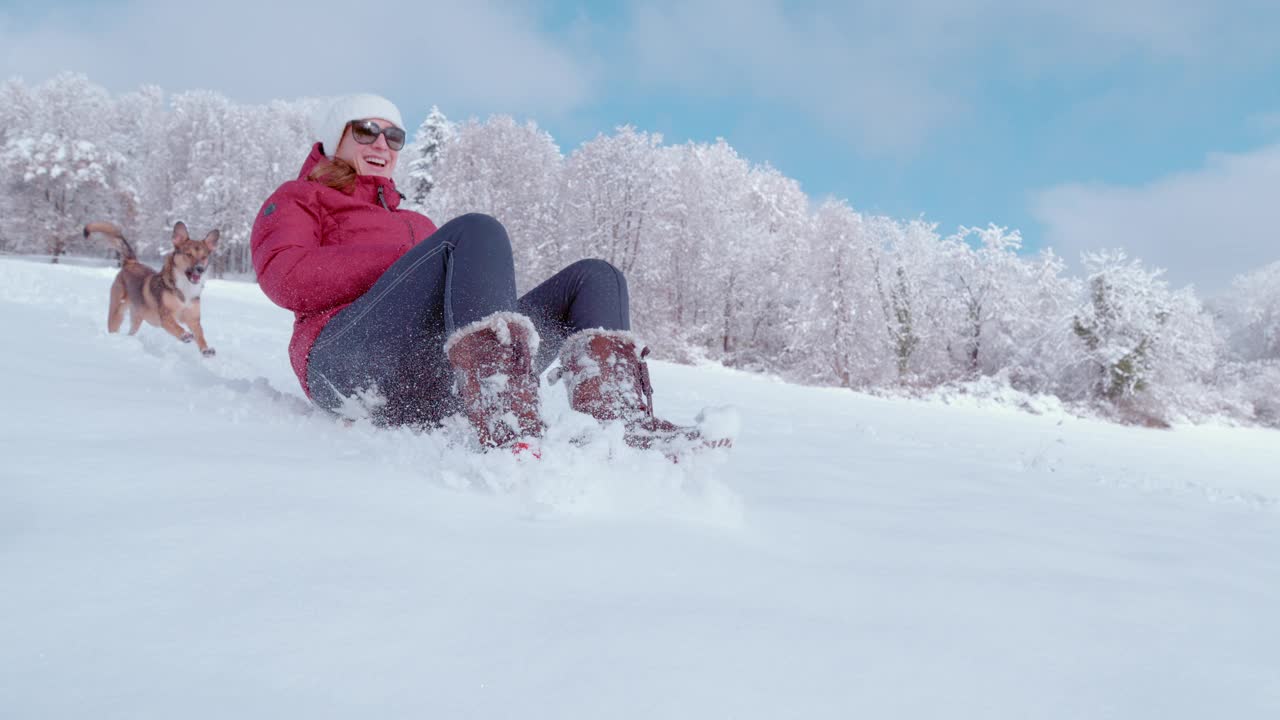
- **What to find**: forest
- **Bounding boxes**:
[3,73,1276,427]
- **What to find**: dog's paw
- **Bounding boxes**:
[202,347,217,358]
[179,332,194,343]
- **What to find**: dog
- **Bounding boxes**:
[85,221,221,357]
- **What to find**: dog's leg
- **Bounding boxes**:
[158,310,194,345]
[181,302,215,357]
[107,277,127,333]
[128,309,144,335]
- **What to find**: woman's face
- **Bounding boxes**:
[335,117,399,179]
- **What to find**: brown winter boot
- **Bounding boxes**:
[444,312,545,449]
[550,329,728,452]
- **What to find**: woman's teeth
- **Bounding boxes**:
[364,156,387,167]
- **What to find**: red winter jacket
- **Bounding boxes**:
[251,144,438,397]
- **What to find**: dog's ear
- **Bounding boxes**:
[203,229,220,252]
[172,222,190,245]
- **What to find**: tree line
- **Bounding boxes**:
[3,73,1277,427]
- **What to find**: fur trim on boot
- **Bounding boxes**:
[445,312,545,448]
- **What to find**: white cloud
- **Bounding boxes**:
[1031,144,1280,293]
[0,0,593,122]
[6,0,1277,157]
[618,0,1280,155]
[623,0,956,155]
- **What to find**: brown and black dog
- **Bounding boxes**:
[85,221,221,357]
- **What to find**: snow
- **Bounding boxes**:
[2,256,1278,719]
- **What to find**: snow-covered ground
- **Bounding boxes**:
[2,257,1278,719]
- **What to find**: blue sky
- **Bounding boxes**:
[4,0,1280,291]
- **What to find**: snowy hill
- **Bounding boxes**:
[2,257,1278,719]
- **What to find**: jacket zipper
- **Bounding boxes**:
[377,184,416,246]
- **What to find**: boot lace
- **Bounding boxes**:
[636,346,655,418]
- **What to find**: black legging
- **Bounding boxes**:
[307,213,630,425]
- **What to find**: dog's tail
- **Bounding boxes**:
[84,222,137,262]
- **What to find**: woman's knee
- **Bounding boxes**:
[438,213,513,262]
[447,212,507,239]
[570,258,627,292]
[568,259,629,330]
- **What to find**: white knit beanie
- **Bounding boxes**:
[314,93,405,157]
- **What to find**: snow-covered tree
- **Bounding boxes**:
[0,78,36,253]
[940,225,1079,391]
[793,200,881,386]
[867,218,953,382]
[1223,261,1280,362]
[163,92,310,275]
[561,126,667,273]
[428,115,563,292]
[944,225,1021,376]
[0,73,129,260]
[730,163,810,370]
[403,105,453,209]
[167,91,242,274]
[1,135,124,260]
[656,138,802,361]
[1070,251,1168,402]
[560,127,687,347]
[1004,249,1080,393]
[110,85,171,254]
[1067,251,1219,421]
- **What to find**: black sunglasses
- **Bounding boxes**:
[349,119,406,151]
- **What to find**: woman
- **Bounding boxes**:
[251,93,707,451]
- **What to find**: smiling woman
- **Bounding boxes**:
[307,94,406,191]
[250,93,723,455]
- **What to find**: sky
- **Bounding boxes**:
[3,0,1280,292]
